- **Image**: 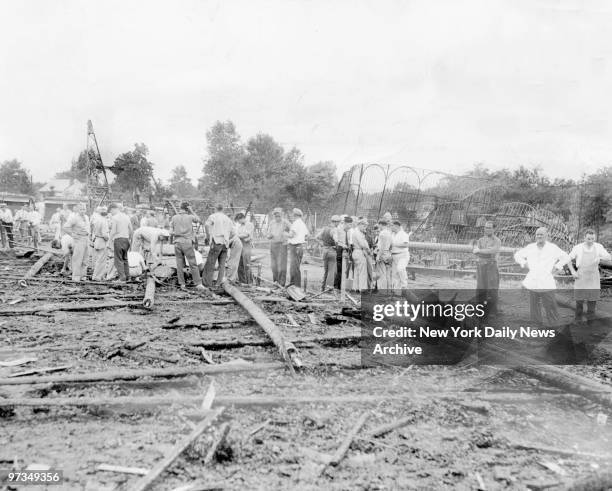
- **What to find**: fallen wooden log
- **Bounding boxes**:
[0,301,146,316]
[162,317,251,330]
[96,464,149,475]
[3,274,122,286]
[8,364,72,378]
[187,333,362,351]
[142,276,156,309]
[203,422,231,465]
[222,281,299,374]
[19,252,53,287]
[129,406,225,491]
[329,412,369,466]
[0,394,404,409]
[255,296,326,308]
[516,365,612,409]
[511,442,612,460]
[368,415,414,438]
[477,341,612,410]
[0,361,284,386]
[170,482,224,491]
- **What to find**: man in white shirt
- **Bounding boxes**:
[49,207,63,238]
[132,226,170,266]
[236,212,255,284]
[287,208,309,287]
[14,206,27,241]
[27,204,42,248]
[566,229,611,320]
[514,227,569,326]
[51,233,74,276]
[90,207,110,281]
[334,216,352,290]
[390,221,411,292]
[0,202,14,249]
[203,204,234,287]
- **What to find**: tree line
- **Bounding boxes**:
[0,120,338,215]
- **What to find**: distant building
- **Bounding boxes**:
[0,193,32,213]
[39,179,87,221]
[39,179,86,199]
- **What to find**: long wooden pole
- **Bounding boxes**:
[0,362,283,386]
[222,281,297,374]
[19,252,53,287]
[129,406,225,491]
[142,275,156,308]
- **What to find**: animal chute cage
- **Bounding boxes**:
[328,164,574,249]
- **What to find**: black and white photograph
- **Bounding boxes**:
[1,1,612,490]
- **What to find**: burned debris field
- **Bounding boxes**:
[1,248,612,491]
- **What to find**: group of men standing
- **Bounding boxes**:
[0,202,42,249]
[314,212,412,294]
[475,223,611,324]
[53,203,171,283]
[266,207,310,288]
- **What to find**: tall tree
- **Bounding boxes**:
[199,121,246,200]
[111,143,154,203]
[0,159,33,194]
[243,133,287,202]
[169,165,197,198]
[295,161,338,208]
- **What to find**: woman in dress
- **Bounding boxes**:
[567,229,611,320]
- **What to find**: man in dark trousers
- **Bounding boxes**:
[316,215,340,291]
[0,202,14,249]
[172,201,206,291]
[203,204,234,287]
[334,216,353,291]
[473,221,502,315]
[108,203,133,283]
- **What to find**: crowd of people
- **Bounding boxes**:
[1,199,610,324]
[0,202,42,249]
[313,212,412,294]
[479,224,611,324]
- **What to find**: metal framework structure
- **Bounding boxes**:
[328,164,577,249]
[85,120,111,211]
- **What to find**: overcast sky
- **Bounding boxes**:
[1,0,612,184]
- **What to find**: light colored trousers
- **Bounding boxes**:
[71,237,89,281]
[376,261,392,290]
[227,238,243,282]
[92,246,108,281]
[352,249,369,292]
[391,252,409,290]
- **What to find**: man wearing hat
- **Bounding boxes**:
[64,203,91,281]
[203,204,234,287]
[316,215,339,291]
[334,216,353,290]
[0,202,14,249]
[172,201,206,291]
[287,208,309,287]
[266,208,290,285]
[108,203,133,283]
[49,206,63,239]
[390,220,411,292]
[91,206,110,281]
[375,219,392,290]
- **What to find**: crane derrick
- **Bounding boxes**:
[86,120,111,211]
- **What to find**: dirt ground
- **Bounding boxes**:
[1,248,612,490]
